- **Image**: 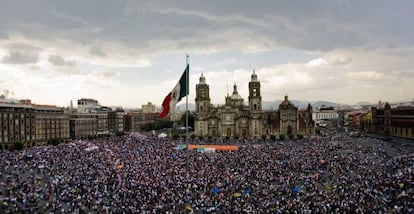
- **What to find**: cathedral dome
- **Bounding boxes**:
[230,83,243,100]
[231,93,243,100]
[279,95,296,109]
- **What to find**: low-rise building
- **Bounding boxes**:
[313,106,339,121]
[142,102,156,113]
[77,98,100,113]
[372,103,414,139]
[109,108,125,134]
[69,114,97,139]
[34,104,69,145]
[125,111,160,132]
[0,103,35,149]
[1,100,69,150]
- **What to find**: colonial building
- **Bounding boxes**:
[0,100,69,150]
[77,98,100,113]
[69,113,97,139]
[108,108,125,134]
[194,71,314,139]
[313,106,339,121]
[0,102,36,149]
[142,102,156,114]
[124,111,161,132]
[34,104,69,145]
[371,103,414,139]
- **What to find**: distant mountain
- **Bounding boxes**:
[176,103,196,111]
[355,101,373,106]
[177,100,343,111]
[263,100,343,110]
[311,101,342,108]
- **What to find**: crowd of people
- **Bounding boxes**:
[0,132,413,213]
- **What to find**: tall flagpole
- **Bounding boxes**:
[185,54,189,169]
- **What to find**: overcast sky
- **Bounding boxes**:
[0,0,413,108]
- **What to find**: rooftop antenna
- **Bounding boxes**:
[226,80,229,96]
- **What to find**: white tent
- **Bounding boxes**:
[158,133,168,138]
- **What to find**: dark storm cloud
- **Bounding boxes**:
[1,0,412,53]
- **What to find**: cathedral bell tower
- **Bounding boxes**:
[248,70,262,111]
[195,73,210,113]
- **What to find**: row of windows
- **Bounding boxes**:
[0,135,36,142]
[391,127,414,136]
[0,113,35,119]
[315,113,339,119]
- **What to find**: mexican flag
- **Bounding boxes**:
[159,64,189,118]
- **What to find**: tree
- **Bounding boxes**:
[141,122,159,132]
[270,135,276,141]
[180,111,195,128]
[279,134,285,141]
[159,120,173,129]
[261,135,267,141]
[14,141,24,150]
[172,134,180,140]
[49,138,60,146]
[141,120,173,132]
[297,134,304,140]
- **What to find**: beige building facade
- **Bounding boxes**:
[142,102,156,114]
[69,114,97,139]
[1,101,69,150]
[34,105,69,145]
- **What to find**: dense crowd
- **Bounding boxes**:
[0,132,413,213]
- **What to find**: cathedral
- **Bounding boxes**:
[194,71,314,139]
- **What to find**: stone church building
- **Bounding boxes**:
[194,71,314,139]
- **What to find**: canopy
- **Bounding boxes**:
[233,192,242,197]
[158,133,167,138]
[188,144,238,151]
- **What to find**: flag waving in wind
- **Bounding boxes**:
[160,64,189,118]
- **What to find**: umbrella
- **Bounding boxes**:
[242,189,250,195]
[185,204,193,211]
[233,192,242,197]
[212,188,221,194]
[292,186,301,193]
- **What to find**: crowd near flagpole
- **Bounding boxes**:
[185,54,190,168]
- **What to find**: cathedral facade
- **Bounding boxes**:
[194,71,314,139]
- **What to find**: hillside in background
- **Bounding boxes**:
[176,100,345,111]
